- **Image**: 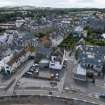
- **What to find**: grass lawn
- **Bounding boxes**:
[85,39,105,46]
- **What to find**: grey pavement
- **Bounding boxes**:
[63,54,105,105]
[0,52,105,105]
[0,60,34,96]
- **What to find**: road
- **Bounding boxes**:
[63,52,105,105]
[11,52,105,105]
[0,52,104,105]
[0,95,90,105]
[0,60,34,96]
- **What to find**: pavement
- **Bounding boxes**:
[0,60,34,96]
[63,52,105,105]
[13,87,104,105]
[11,51,105,105]
[0,52,105,105]
[52,36,64,47]
[0,95,92,105]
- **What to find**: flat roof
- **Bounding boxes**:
[39,59,49,64]
[79,45,105,67]
[102,33,105,39]
[49,61,63,70]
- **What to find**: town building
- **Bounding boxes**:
[73,26,84,38]
[77,45,105,75]
[0,22,16,29]
[15,19,25,28]
[1,47,34,74]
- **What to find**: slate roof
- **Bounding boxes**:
[36,47,53,58]
[79,45,105,72]
[7,49,26,66]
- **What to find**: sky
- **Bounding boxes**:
[0,0,105,8]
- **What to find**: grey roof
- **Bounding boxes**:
[22,32,35,40]
[36,47,53,58]
[87,18,105,32]
[79,45,105,72]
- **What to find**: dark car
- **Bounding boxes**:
[86,71,95,83]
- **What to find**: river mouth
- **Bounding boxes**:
[0,95,98,105]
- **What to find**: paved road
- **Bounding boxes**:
[11,52,105,105]
[0,95,91,105]
[7,60,34,96]
[13,87,104,105]
[63,53,105,105]
[0,52,104,105]
[0,60,34,96]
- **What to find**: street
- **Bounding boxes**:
[0,52,104,105]
[0,60,34,96]
[63,52,105,105]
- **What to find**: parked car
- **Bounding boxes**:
[55,73,59,80]
[86,71,95,83]
[29,67,34,72]
[50,81,57,87]
[28,55,35,60]
[98,92,105,99]
[24,71,33,78]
